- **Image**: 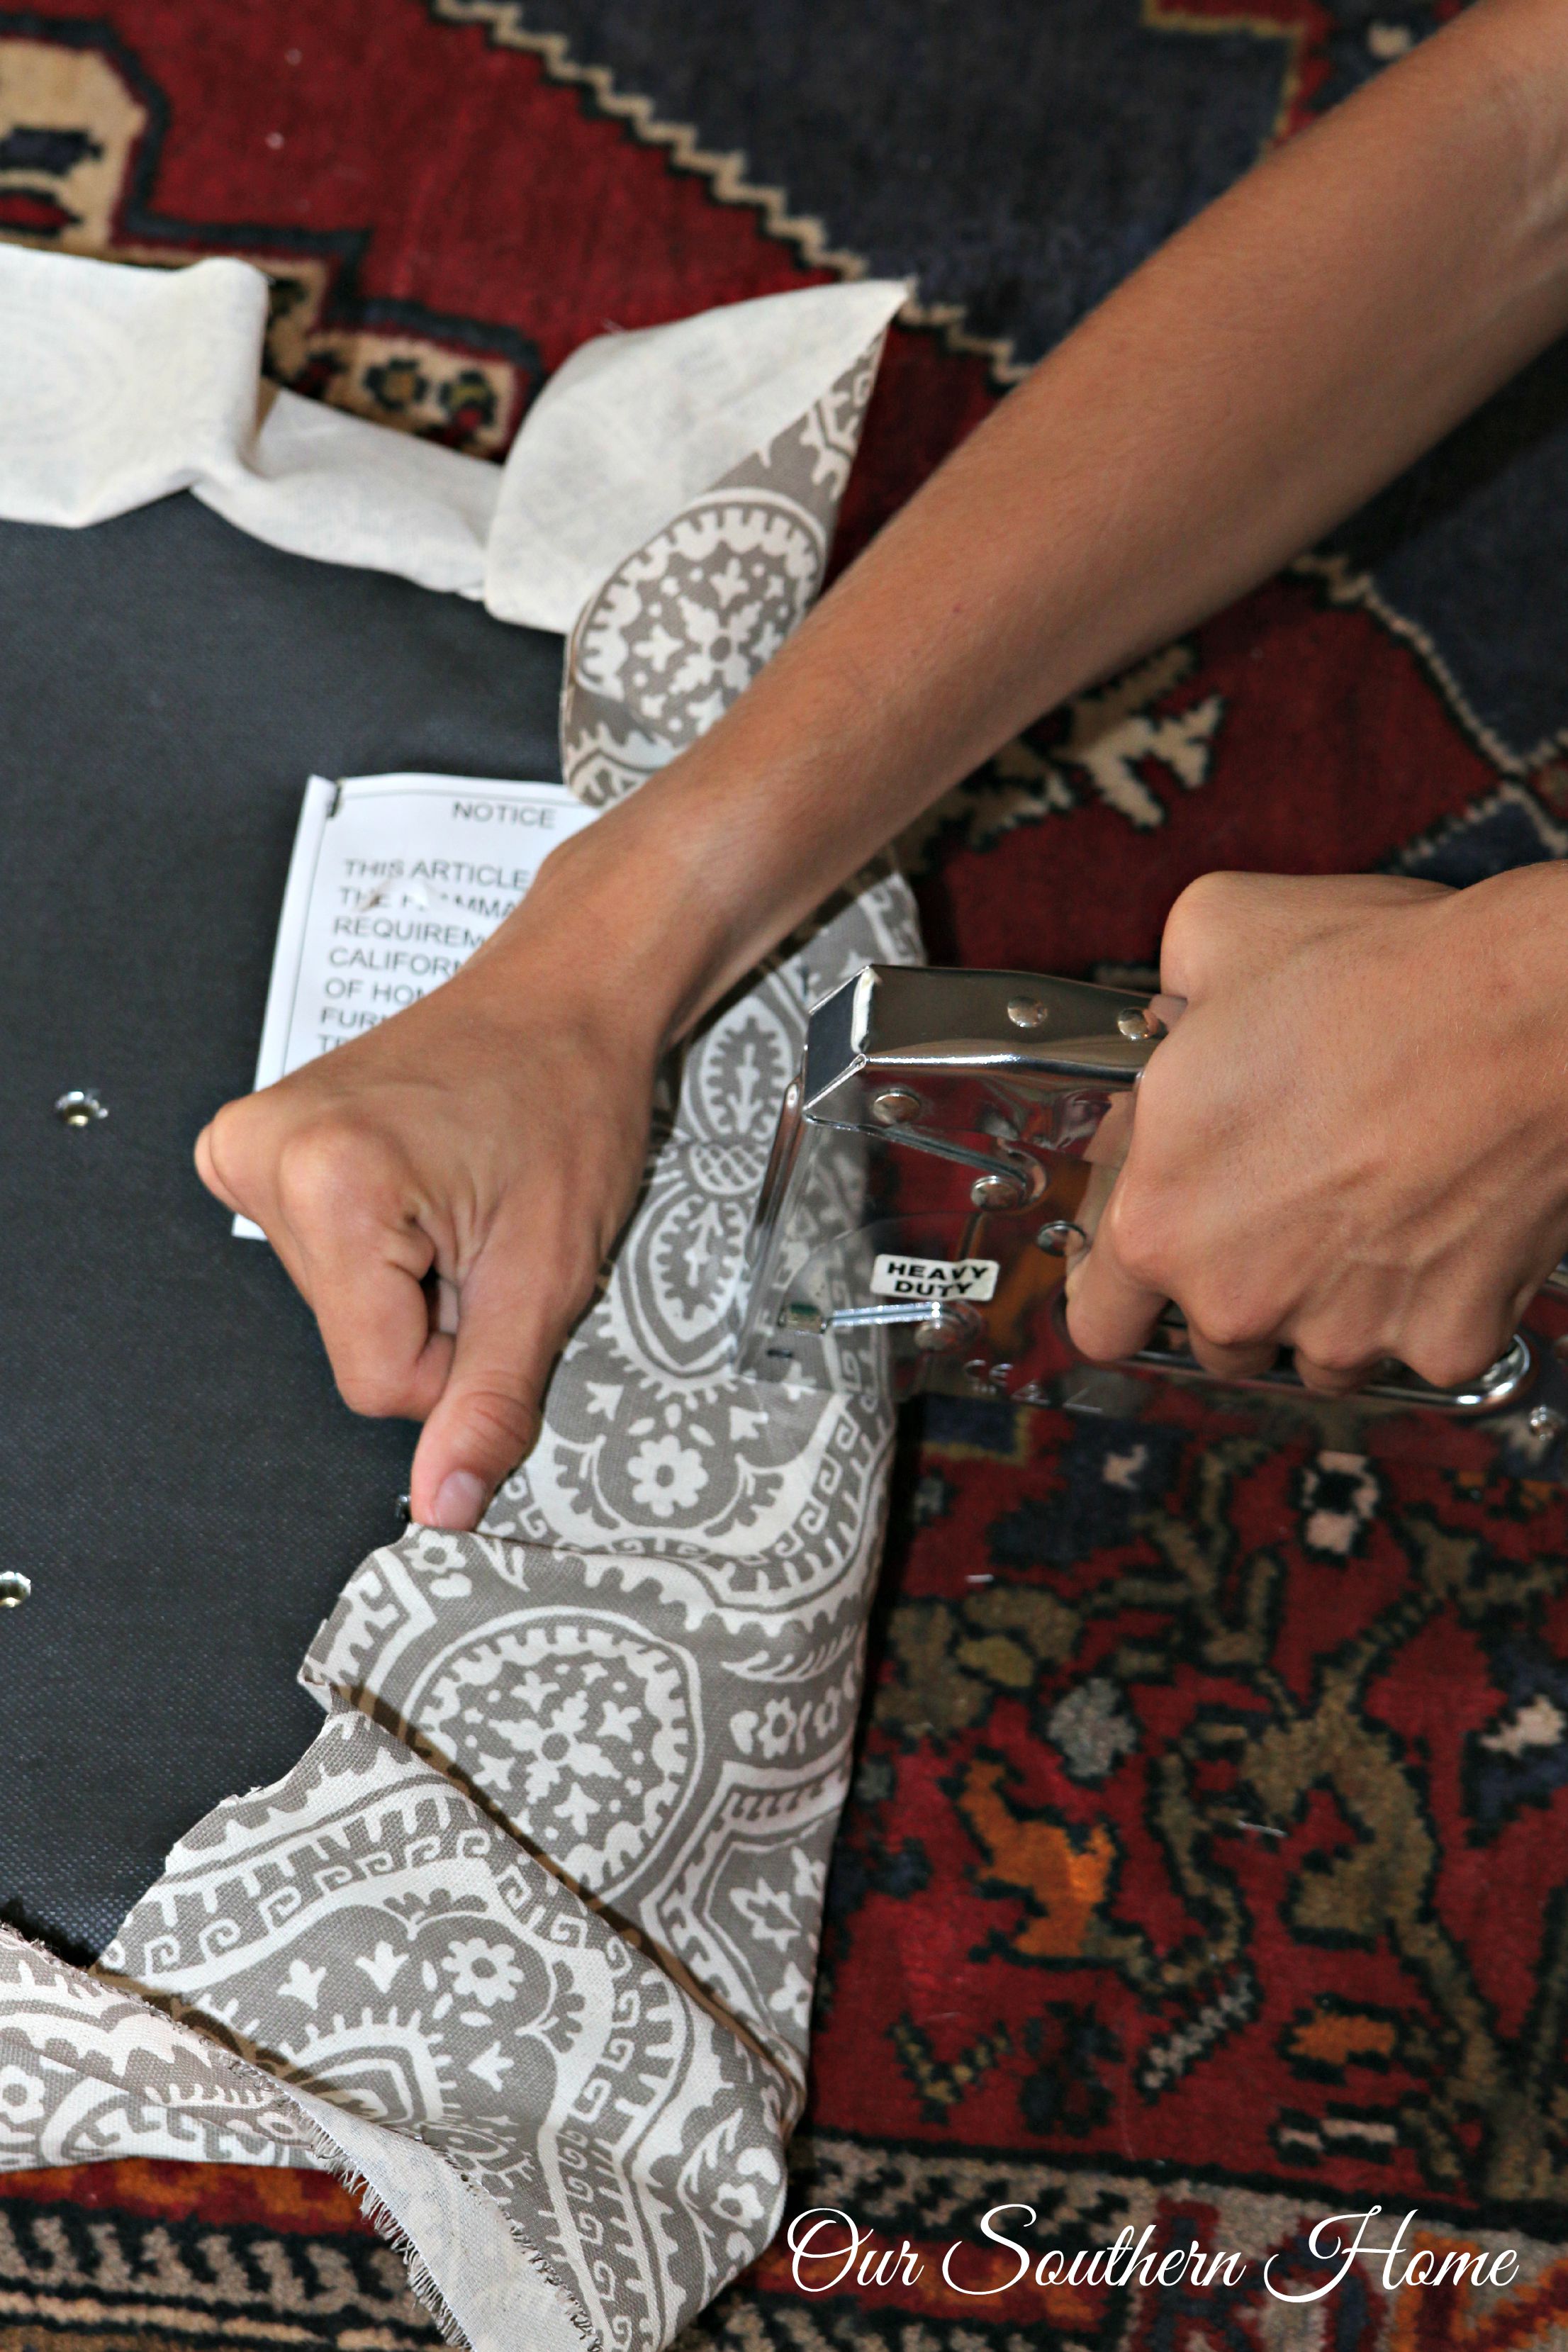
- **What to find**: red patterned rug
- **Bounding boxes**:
[9,4,1568,2345]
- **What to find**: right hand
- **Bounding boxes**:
[1065,866,1568,1395]
[195,885,663,1533]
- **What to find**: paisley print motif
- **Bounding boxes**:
[0,306,907,2352]
[405,1608,701,1894]
[560,354,885,805]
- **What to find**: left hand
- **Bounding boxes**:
[1065,867,1568,1393]
[194,827,670,1532]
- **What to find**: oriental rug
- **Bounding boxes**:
[9,3,1568,2346]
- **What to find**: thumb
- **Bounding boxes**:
[408,1241,562,1530]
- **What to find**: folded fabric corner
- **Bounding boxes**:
[0,252,905,648]
[486,277,909,637]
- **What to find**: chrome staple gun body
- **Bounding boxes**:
[735,964,1568,1474]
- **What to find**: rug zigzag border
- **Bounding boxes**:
[1292,549,1550,777]
[429,2,1560,792]
[426,0,1031,384]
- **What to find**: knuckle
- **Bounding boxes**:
[1294,1328,1378,1380]
[1102,1190,1172,1294]
[456,1382,539,1466]
[1192,1312,1264,1354]
[1114,1233,1168,1297]
[203,1095,257,1183]
[1295,1357,1360,1396]
[1185,1286,1272,1353]
[275,1119,394,1226]
[1403,1333,1502,1393]
[206,1094,248,1148]
[1161,870,1243,967]
[335,1365,418,1420]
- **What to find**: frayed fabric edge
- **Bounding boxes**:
[283,2082,602,2352]
[0,1923,599,2352]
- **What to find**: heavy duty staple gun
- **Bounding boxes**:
[737,965,1568,1474]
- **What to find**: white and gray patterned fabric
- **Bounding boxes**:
[561,349,883,805]
[0,307,922,2352]
[101,1710,792,2352]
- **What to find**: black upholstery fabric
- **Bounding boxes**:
[0,495,564,1959]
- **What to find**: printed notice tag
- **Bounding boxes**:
[870,1253,999,1303]
[235,771,598,1238]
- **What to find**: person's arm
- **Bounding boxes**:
[198,0,1568,1525]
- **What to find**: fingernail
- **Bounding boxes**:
[432,1471,488,1531]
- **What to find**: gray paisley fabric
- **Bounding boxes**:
[0,1922,314,2172]
[561,349,883,805]
[101,1710,792,2352]
[0,1914,608,2352]
[0,313,916,2351]
[312,878,920,2112]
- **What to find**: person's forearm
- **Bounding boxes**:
[503,0,1568,1041]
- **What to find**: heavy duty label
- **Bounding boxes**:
[870,1253,999,1303]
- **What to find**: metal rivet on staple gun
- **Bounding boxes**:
[0,1573,31,1608]
[1007,996,1049,1030]
[1528,1405,1566,1440]
[872,1087,922,1126]
[54,1088,107,1127]
[914,1303,982,1353]
[1117,1009,1153,1042]
[972,1170,1027,1211]
[1037,1220,1087,1254]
